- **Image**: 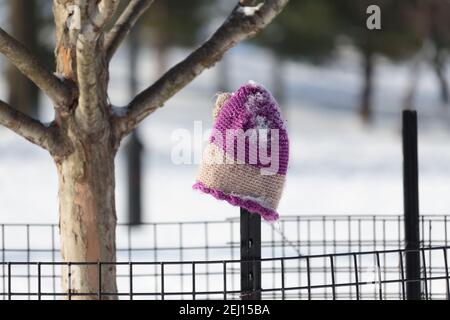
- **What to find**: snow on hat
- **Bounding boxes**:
[193,81,289,221]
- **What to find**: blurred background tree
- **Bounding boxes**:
[121,0,208,224]
[251,0,439,122]
[125,22,144,225]
[427,0,450,108]
[332,0,422,123]
[253,0,340,104]
[3,0,450,122]
[140,0,208,76]
[6,0,53,118]
[3,0,450,125]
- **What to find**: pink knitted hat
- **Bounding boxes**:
[193,82,289,221]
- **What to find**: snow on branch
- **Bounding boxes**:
[237,2,264,16]
[114,0,289,138]
[0,28,73,108]
[105,0,154,62]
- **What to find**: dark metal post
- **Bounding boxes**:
[240,208,261,300]
[402,110,421,300]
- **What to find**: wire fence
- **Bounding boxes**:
[2,247,449,300]
[1,215,449,300]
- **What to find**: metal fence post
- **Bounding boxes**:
[402,110,421,300]
[240,208,261,300]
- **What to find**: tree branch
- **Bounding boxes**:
[114,0,289,138]
[105,0,154,62]
[0,99,61,153]
[0,28,73,108]
[90,0,121,32]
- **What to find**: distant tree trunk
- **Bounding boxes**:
[126,26,143,226]
[403,54,423,111]
[155,41,169,77]
[126,131,143,225]
[432,50,449,107]
[217,54,230,92]
[153,1,169,77]
[272,54,285,106]
[7,0,39,117]
[402,41,430,110]
[360,49,375,123]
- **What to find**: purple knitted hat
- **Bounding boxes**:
[193,82,289,221]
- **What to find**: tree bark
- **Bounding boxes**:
[58,142,118,299]
[53,0,118,299]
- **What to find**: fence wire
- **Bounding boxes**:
[1,215,449,300]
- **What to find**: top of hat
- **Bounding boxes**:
[211,81,289,175]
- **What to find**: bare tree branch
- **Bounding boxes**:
[0,28,73,108]
[0,99,61,153]
[105,0,154,62]
[114,0,289,138]
[86,0,120,35]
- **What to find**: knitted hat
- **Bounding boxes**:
[193,82,289,221]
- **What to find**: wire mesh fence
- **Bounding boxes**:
[2,247,449,300]
[1,215,449,300]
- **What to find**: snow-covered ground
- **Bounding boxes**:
[0,44,449,225]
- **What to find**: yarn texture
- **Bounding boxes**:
[193,82,289,221]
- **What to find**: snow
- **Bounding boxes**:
[0,44,450,227]
[237,3,264,16]
[53,72,66,82]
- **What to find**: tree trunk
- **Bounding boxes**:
[57,142,118,299]
[360,50,375,123]
[53,1,118,299]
